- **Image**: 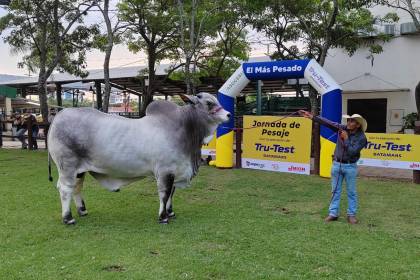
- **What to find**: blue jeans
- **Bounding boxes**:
[329,161,358,217]
[16,128,27,147]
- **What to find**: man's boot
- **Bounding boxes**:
[347,216,358,224]
[324,215,338,222]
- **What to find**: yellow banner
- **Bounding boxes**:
[359,133,420,170]
[242,116,312,174]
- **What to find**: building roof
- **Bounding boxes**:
[339,72,410,93]
[0,74,26,83]
[0,57,306,97]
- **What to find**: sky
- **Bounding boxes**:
[0,4,269,77]
[0,2,412,77]
[0,5,150,76]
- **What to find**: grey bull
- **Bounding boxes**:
[47,93,230,225]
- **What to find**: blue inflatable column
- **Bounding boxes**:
[215,67,250,168]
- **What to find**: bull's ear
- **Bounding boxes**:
[179,94,198,105]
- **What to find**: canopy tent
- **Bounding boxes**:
[0,85,17,98]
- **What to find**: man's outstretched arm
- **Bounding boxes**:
[298,110,345,132]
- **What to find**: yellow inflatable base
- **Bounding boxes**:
[320,137,335,178]
[215,131,234,168]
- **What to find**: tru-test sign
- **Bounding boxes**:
[358,133,420,170]
[242,116,312,175]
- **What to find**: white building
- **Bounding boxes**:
[324,3,420,133]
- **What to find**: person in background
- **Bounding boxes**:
[10,113,18,141]
[298,110,368,225]
[13,113,28,149]
[48,108,57,123]
[0,112,3,148]
[26,113,39,150]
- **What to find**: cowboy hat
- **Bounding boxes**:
[343,114,368,132]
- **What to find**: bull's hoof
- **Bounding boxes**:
[112,189,120,192]
[77,201,88,217]
[168,212,176,219]
[63,213,76,225]
[63,218,76,225]
[159,218,169,224]
[77,208,88,217]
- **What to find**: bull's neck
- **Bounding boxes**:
[182,106,211,146]
[181,105,213,176]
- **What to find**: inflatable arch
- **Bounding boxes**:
[214,59,342,177]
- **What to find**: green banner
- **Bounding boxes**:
[0,85,17,98]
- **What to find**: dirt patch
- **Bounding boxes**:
[103,264,126,272]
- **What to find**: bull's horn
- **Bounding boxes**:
[179,94,198,105]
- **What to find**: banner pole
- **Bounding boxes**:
[414,120,420,184]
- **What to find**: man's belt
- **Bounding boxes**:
[334,158,357,164]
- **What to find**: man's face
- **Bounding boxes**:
[346,118,361,131]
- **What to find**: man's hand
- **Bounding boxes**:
[339,130,348,141]
[298,110,313,119]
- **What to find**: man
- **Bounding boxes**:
[298,110,367,224]
[13,113,28,149]
[48,108,57,123]
[26,113,39,150]
[0,112,3,148]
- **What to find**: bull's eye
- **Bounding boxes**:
[206,101,214,108]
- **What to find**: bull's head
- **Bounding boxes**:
[179,92,231,123]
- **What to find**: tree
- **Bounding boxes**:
[379,0,420,30]
[251,0,301,60]
[118,0,179,116]
[378,0,420,116]
[175,0,220,95]
[197,0,250,80]
[95,0,126,113]
[0,0,98,121]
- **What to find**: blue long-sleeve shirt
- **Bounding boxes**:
[313,116,367,163]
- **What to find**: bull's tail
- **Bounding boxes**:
[48,151,53,182]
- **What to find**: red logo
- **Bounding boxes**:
[288,166,306,172]
[409,163,420,169]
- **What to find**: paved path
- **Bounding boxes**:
[358,166,412,180]
[1,139,46,149]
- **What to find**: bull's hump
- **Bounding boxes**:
[59,107,103,119]
[145,100,179,117]
[59,107,127,122]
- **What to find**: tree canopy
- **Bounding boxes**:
[0,0,393,120]
[0,0,98,119]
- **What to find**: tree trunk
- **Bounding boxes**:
[184,56,192,95]
[416,81,420,117]
[56,83,62,107]
[406,0,420,31]
[101,0,113,113]
[140,51,157,116]
[38,74,49,123]
[309,87,320,174]
[102,44,112,112]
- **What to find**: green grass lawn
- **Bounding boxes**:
[1,149,419,279]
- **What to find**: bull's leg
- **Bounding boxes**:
[166,185,176,219]
[73,173,88,217]
[57,175,77,225]
[157,174,174,224]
